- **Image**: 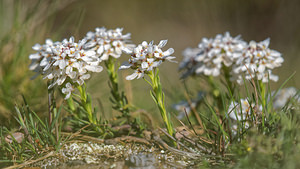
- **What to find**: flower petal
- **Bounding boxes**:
[158,40,168,48]
[163,48,174,56]
[126,72,138,80]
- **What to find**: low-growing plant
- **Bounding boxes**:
[82,27,135,122]
[119,40,176,141]
[1,16,300,168]
[0,98,64,166]
[176,32,296,155]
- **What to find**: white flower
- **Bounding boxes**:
[228,99,252,121]
[272,87,300,109]
[141,58,162,72]
[43,37,102,88]
[125,69,144,80]
[172,92,204,119]
[83,27,135,61]
[232,38,283,84]
[62,83,75,99]
[178,48,202,78]
[120,40,175,80]
[173,101,194,119]
[179,32,247,78]
[180,33,284,85]
[29,36,103,99]
[29,39,59,77]
[227,99,261,136]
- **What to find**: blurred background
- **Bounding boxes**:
[1,0,299,126]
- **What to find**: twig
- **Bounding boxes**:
[104,136,151,145]
[4,151,55,169]
[112,124,131,131]
[159,128,197,154]
[177,131,212,154]
[61,132,104,144]
[64,124,90,140]
[152,131,201,159]
[184,108,199,136]
[176,117,213,145]
[184,92,204,128]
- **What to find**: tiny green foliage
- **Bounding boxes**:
[119,40,176,142]
[0,98,64,166]
[1,3,300,167]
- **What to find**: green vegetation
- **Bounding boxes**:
[1,0,300,168]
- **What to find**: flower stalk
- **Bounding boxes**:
[119,39,176,144]
[47,81,55,125]
[259,80,266,127]
[77,83,95,124]
[66,96,76,113]
[223,66,234,95]
[105,57,130,119]
[47,80,59,142]
[82,27,134,121]
[147,69,174,138]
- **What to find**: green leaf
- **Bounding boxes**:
[150,90,158,104]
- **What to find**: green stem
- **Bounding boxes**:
[47,80,58,142]
[259,80,266,128]
[77,84,95,124]
[147,69,175,139]
[47,81,55,125]
[222,66,234,95]
[105,57,130,119]
[53,106,59,142]
[66,97,76,112]
[208,76,223,111]
[208,76,220,98]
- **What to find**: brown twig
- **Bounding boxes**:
[184,108,199,137]
[61,124,91,141]
[151,130,201,159]
[184,92,204,128]
[4,151,55,169]
[176,117,213,145]
[104,136,151,145]
[158,128,197,154]
[61,132,104,144]
[112,124,131,131]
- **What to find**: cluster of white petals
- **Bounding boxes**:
[179,32,246,78]
[83,27,135,60]
[232,39,284,84]
[180,32,284,84]
[119,40,176,80]
[227,99,262,135]
[272,87,300,109]
[29,39,59,76]
[228,99,256,122]
[29,37,103,99]
[172,92,204,119]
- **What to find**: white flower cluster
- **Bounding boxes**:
[272,87,300,109]
[119,40,176,80]
[232,39,283,84]
[227,99,261,135]
[29,39,58,76]
[83,27,135,61]
[179,32,246,78]
[172,92,204,120]
[29,37,103,99]
[180,32,284,84]
[228,99,256,122]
